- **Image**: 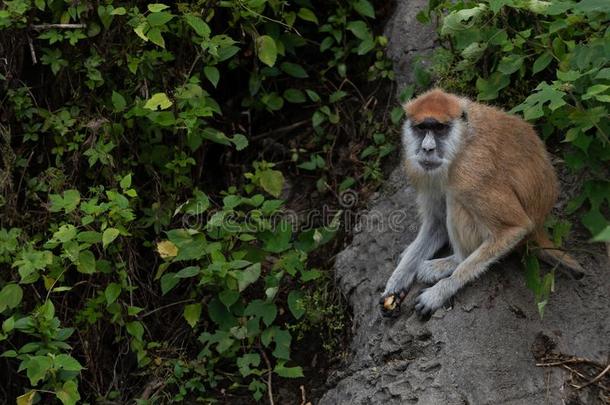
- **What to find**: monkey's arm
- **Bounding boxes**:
[414,224,531,317]
[380,210,447,316]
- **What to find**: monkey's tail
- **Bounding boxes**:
[532,229,587,277]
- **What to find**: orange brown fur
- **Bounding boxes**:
[407,89,581,272]
[405,89,463,124]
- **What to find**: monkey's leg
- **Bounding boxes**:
[417,255,459,283]
[414,225,531,317]
[380,218,447,317]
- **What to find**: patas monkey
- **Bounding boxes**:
[381,89,584,318]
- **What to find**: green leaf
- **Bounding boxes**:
[185,14,211,37]
[104,283,121,305]
[297,8,318,24]
[148,3,169,12]
[24,355,53,385]
[111,91,126,112]
[49,189,81,213]
[126,321,144,341]
[441,4,487,36]
[524,253,541,295]
[305,89,321,102]
[357,38,375,55]
[237,353,261,377]
[476,72,510,101]
[329,90,348,103]
[583,84,609,100]
[592,226,610,242]
[346,21,370,40]
[274,361,304,378]
[97,5,114,30]
[497,54,524,75]
[56,380,80,405]
[231,134,248,151]
[110,7,126,15]
[176,265,200,278]
[283,89,306,103]
[144,92,173,110]
[390,106,404,125]
[259,169,284,197]
[204,66,220,87]
[261,92,284,111]
[77,250,96,274]
[287,290,305,319]
[54,354,83,372]
[532,52,553,74]
[271,328,291,359]
[147,11,174,27]
[244,299,277,326]
[262,221,293,253]
[256,35,277,67]
[182,190,210,215]
[0,284,23,312]
[353,0,375,18]
[147,27,165,48]
[219,290,240,307]
[133,22,149,41]
[160,273,179,295]
[102,228,120,248]
[183,303,202,328]
[235,263,261,292]
[573,0,608,13]
[280,62,308,78]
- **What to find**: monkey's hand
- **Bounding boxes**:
[414,277,455,319]
[379,289,409,318]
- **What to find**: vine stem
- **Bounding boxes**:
[31,24,86,30]
[260,349,275,405]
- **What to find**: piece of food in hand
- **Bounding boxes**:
[383,294,397,311]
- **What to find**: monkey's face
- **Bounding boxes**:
[403,118,453,172]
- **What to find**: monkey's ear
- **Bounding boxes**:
[461,110,468,122]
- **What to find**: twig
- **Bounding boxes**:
[251,119,309,141]
[536,357,601,367]
[138,299,194,319]
[140,378,166,400]
[31,23,86,30]
[574,363,610,390]
[260,349,275,405]
[27,36,37,64]
[299,385,311,405]
[562,363,590,380]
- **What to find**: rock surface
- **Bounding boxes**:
[384,0,438,88]
[319,168,610,405]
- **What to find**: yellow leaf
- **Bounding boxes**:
[43,276,55,290]
[156,240,178,259]
[16,391,36,405]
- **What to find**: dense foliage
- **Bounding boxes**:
[422,0,609,314]
[0,0,397,403]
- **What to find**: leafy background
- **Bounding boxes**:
[0,0,398,403]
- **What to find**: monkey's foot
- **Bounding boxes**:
[414,278,455,319]
[379,289,408,318]
[417,257,458,283]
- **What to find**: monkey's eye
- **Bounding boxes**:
[413,121,450,135]
[434,124,450,136]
